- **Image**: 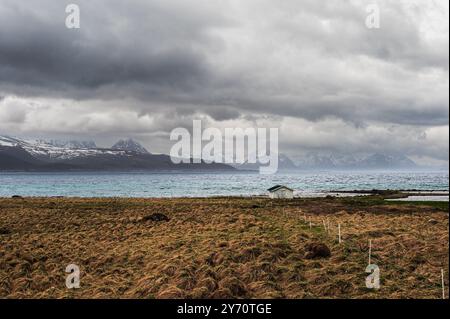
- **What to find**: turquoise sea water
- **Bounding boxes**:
[0,171,448,198]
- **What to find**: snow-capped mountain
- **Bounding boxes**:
[0,135,125,161]
[111,139,149,154]
[0,135,233,171]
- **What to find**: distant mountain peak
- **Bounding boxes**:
[294,152,417,170]
[111,139,149,154]
[361,153,417,169]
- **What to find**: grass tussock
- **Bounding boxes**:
[0,196,448,299]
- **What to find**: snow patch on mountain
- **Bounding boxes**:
[0,136,18,147]
[44,139,97,149]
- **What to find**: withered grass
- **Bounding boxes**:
[0,196,448,299]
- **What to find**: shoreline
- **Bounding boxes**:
[2,189,449,201]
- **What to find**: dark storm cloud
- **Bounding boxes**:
[0,0,224,99]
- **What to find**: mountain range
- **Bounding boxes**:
[231,152,418,171]
[1,135,422,171]
[291,152,418,170]
[0,135,233,171]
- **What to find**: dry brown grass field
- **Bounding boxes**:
[0,196,448,299]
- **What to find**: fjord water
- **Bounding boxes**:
[0,171,448,198]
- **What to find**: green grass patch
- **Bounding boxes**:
[385,200,449,212]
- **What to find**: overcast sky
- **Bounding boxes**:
[0,0,448,166]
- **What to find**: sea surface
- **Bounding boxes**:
[0,170,448,198]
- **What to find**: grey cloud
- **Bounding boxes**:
[0,1,222,98]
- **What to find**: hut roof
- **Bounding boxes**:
[267,185,294,192]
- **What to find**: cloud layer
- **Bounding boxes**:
[0,0,448,164]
